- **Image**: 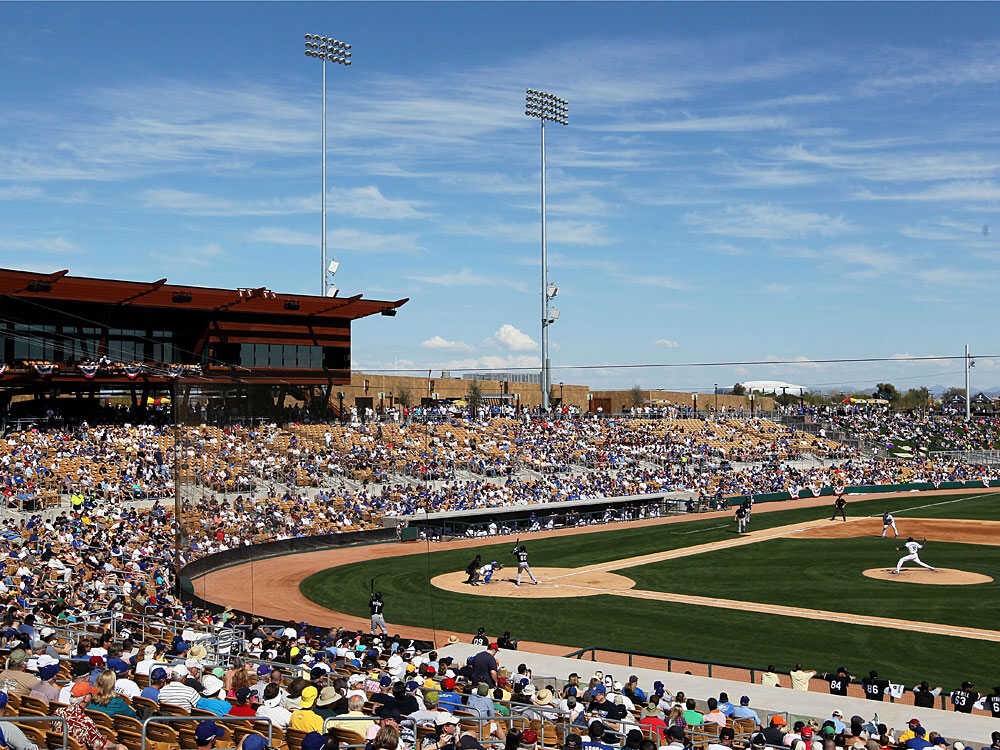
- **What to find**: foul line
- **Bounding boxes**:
[546,519,834,581]
[542,580,1000,642]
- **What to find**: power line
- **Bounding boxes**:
[360,353,999,374]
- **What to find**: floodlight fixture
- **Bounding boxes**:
[524,88,568,410]
[327,259,340,275]
[325,286,339,298]
[304,31,353,296]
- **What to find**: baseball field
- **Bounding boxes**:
[298,491,1000,689]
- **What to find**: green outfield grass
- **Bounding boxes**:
[626,538,1000,630]
[300,491,1000,689]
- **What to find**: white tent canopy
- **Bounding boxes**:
[740,380,806,396]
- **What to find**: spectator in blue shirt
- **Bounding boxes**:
[828,710,846,734]
[717,692,735,717]
[197,675,233,717]
[466,683,495,719]
[142,668,168,702]
[905,727,932,750]
[438,678,463,712]
[731,696,760,725]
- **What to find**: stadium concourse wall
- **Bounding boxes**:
[725,479,996,505]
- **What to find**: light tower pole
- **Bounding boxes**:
[304,33,351,296]
[525,89,568,410]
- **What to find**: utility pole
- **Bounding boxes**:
[965,344,972,421]
[524,89,567,410]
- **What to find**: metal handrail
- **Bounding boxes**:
[3,713,69,750]
[140,713,272,750]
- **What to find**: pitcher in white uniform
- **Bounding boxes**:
[892,537,935,573]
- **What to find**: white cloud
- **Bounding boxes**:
[421,336,473,352]
[249,226,422,254]
[654,339,680,348]
[247,227,314,246]
[707,243,750,256]
[405,267,526,292]
[856,181,1000,202]
[0,236,81,254]
[433,353,541,372]
[445,219,614,247]
[140,185,426,219]
[625,274,688,291]
[586,115,791,133]
[777,145,1000,184]
[491,324,537,352]
[0,185,44,200]
[149,242,224,268]
[763,283,793,294]
[685,203,855,239]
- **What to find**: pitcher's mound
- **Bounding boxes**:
[863,567,993,585]
[431,567,637,598]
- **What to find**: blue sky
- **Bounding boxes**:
[3,2,1000,392]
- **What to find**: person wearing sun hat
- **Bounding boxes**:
[289,685,324,732]
[197,674,233,716]
[315,685,346,721]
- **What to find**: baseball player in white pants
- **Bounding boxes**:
[881,512,898,537]
[892,537,935,573]
[512,544,538,585]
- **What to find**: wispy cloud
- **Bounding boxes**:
[150,242,224,268]
[685,203,856,239]
[445,218,614,247]
[249,226,423,254]
[141,186,427,219]
[0,235,82,254]
[421,336,473,352]
[654,339,680,348]
[586,114,791,134]
[406,267,528,292]
[777,145,1000,183]
[0,185,44,200]
[857,181,1000,202]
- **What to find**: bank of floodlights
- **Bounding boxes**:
[524,89,569,125]
[304,34,352,65]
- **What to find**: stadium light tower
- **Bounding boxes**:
[304,33,352,296]
[525,89,568,410]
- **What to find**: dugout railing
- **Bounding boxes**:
[564,647,962,711]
